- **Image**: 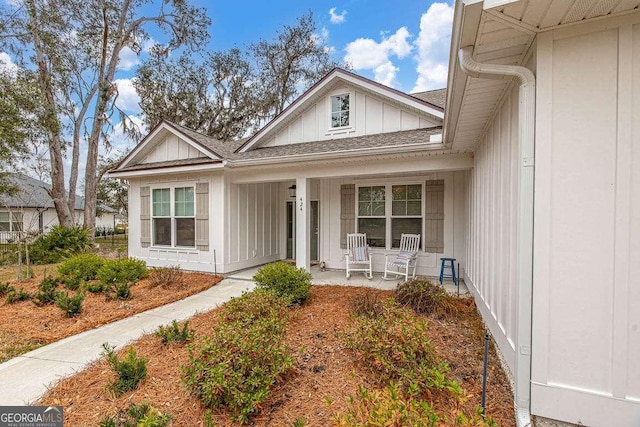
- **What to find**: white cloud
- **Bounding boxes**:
[344,27,412,87]
[412,2,454,92]
[114,78,141,114]
[0,52,18,77]
[117,46,140,71]
[108,115,146,153]
[329,7,347,24]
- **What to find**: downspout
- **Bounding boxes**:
[458,46,535,427]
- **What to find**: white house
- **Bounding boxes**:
[110,1,640,425]
[0,173,117,237]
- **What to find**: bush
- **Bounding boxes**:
[0,282,15,297]
[100,402,171,427]
[334,383,440,427]
[252,261,312,305]
[97,258,148,286]
[350,289,384,317]
[55,291,85,317]
[29,225,91,264]
[33,276,61,305]
[148,266,185,288]
[395,279,457,316]
[58,253,105,282]
[6,287,31,304]
[343,298,458,395]
[102,343,148,397]
[155,320,194,345]
[183,291,292,423]
[85,281,105,293]
[112,283,132,300]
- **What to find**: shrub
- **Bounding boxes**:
[33,276,62,305]
[55,291,85,317]
[350,289,384,317]
[155,320,194,345]
[183,291,292,423]
[99,402,171,427]
[252,261,312,305]
[102,343,148,397]
[113,283,132,300]
[97,258,148,286]
[0,282,15,296]
[148,266,185,288]
[58,253,105,282]
[6,288,31,304]
[395,279,457,316]
[343,298,458,394]
[334,383,440,427]
[85,281,106,293]
[29,225,91,264]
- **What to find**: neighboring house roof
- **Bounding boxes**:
[0,173,116,213]
[410,89,447,109]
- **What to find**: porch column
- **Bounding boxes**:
[295,177,311,271]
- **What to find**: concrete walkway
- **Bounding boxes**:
[0,278,255,406]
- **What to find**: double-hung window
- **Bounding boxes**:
[356,183,423,249]
[152,187,195,247]
[330,94,350,128]
[0,212,22,232]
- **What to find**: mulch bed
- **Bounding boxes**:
[39,286,516,426]
[0,272,222,363]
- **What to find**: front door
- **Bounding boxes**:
[286,200,319,261]
[311,201,319,261]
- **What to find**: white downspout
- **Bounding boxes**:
[458,46,534,427]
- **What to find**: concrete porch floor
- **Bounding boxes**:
[227,264,469,295]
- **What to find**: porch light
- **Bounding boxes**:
[288,185,296,198]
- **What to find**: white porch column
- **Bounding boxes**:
[295,177,311,271]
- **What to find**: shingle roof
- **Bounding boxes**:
[0,173,116,212]
[166,121,247,158]
[117,157,221,172]
[410,88,447,109]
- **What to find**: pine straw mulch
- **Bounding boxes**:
[39,286,516,426]
[0,272,222,363]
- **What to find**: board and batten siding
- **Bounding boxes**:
[531,16,640,427]
[261,84,440,147]
[465,83,519,375]
[141,133,206,164]
[225,182,280,272]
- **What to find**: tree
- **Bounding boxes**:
[0,0,210,235]
[250,12,343,122]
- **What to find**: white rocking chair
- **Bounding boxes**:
[383,233,420,282]
[345,233,373,279]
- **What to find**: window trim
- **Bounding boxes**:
[150,185,196,249]
[355,182,424,251]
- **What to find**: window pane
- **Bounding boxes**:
[152,189,170,216]
[358,201,371,216]
[0,212,9,221]
[370,186,385,201]
[407,185,422,200]
[358,218,386,248]
[11,213,22,231]
[371,201,385,216]
[340,111,349,126]
[340,94,349,112]
[175,187,194,217]
[331,113,341,128]
[153,218,171,246]
[392,200,406,216]
[392,218,422,248]
[407,201,422,216]
[331,96,341,112]
[176,218,195,247]
[392,185,406,200]
[359,187,371,200]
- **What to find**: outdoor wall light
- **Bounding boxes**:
[288,185,296,198]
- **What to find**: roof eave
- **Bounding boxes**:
[108,161,225,178]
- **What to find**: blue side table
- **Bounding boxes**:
[439,257,457,285]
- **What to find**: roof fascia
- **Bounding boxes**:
[117,121,220,170]
[108,161,225,179]
[443,0,484,147]
[237,69,444,154]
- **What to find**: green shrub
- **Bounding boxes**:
[85,281,105,293]
[350,289,384,317]
[112,283,132,300]
[252,261,312,305]
[58,253,105,282]
[0,282,15,296]
[395,279,457,316]
[55,291,85,317]
[148,266,184,288]
[334,383,440,427]
[183,291,292,423]
[99,402,171,427]
[155,320,194,345]
[97,258,148,286]
[343,298,458,395]
[102,343,148,397]
[29,225,91,264]
[33,276,62,305]
[6,288,31,304]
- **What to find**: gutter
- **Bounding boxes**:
[458,46,535,427]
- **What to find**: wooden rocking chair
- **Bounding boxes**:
[383,233,420,282]
[345,233,373,279]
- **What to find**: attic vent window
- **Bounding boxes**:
[331,94,350,128]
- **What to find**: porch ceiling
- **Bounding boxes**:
[445,0,640,151]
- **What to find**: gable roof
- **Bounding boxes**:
[411,89,447,109]
[0,173,116,212]
[236,67,445,153]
